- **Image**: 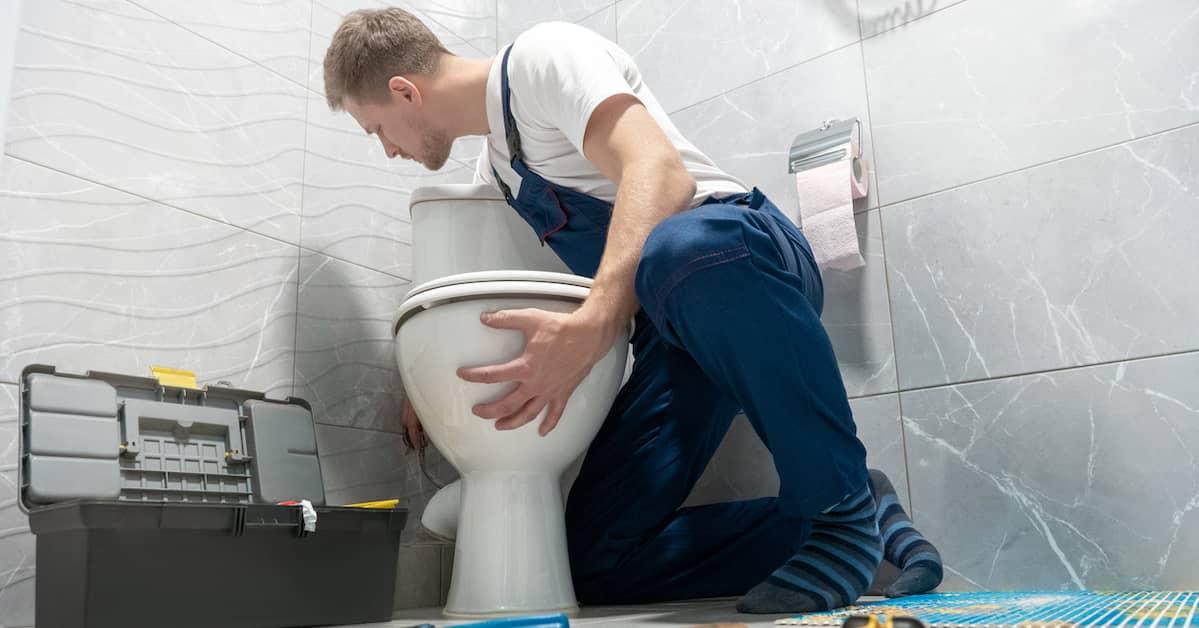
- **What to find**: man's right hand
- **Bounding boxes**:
[400,396,428,450]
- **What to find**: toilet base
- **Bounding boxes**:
[444,470,580,617]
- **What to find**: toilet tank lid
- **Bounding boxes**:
[410,184,506,208]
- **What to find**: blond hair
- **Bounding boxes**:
[322,7,450,110]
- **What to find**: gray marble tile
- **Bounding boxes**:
[0,384,35,628]
[902,350,1199,590]
[864,0,1199,205]
[857,0,967,38]
[394,544,443,610]
[439,544,453,605]
[302,94,478,277]
[295,252,410,433]
[820,209,897,396]
[130,0,313,86]
[683,394,909,511]
[498,0,614,46]
[404,0,497,54]
[883,123,1199,390]
[576,4,616,43]
[6,0,306,243]
[618,0,860,114]
[0,156,299,397]
[671,42,880,219]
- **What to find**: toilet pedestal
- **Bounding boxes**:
[445,470,578,618]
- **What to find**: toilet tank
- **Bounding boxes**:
[408,184,571,287]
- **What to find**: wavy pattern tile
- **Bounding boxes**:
[295,251,410,433]
[6,0,307,243]
[884,123,1199,390]
[0,156,299,395]
[130,0,313,87]
[0,384,34,628]
[405,0,497,54]
[302,94,478,276]
[904,351,1199,589]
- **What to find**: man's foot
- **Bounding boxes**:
[736,482,882,614]
[870,469,943,597]
[420,480,460,542]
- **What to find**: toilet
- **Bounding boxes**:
[392,184,630,618]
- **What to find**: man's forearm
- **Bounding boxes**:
[576,159,696,333]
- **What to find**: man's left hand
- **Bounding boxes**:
[457,308,621,436]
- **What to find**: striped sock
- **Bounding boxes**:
[870,469,943,597]
[737,482,882,614]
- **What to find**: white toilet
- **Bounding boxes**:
[392,184,630,618]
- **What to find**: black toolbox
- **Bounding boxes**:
[18,364,408,628]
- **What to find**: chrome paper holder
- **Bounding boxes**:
[788,118,861,174]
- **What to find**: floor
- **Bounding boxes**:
[331,597,882,627]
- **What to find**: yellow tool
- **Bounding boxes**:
[150,366,199,390]
[343,498,400,509]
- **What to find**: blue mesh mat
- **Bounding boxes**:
[777,592,1199,627]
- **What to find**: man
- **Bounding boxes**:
[323,8,942,613]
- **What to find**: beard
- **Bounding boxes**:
[419,126,453,171]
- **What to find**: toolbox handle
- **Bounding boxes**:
[231,506,313,538]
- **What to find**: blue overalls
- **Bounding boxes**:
[490,44,869,604]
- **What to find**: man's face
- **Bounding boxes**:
[344,86,452,171]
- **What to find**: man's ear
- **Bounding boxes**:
[387,76,421,104]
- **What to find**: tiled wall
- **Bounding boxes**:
[487,0,1198,594]
[1,2,1196,625]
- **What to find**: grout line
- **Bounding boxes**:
[1,152,419,283]
[314,420,406,436]
[858,0,974,43]
[292,1,317,401]
[854,0,917,517]
[874,118,1199,210]
[124,0,311,93]
[666,38,863,117]
[575,2,616,26]
[895,347,1199,395]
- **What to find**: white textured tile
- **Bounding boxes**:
[405,0,497,54]
[295,252,409,432]
[618,0,860,113]
[130,0,313,86]
[857,0,967,37]
[498,0,614,46]
[0,156,299,396]
[671,43,879,218]
[903,351,1199,589]
[302,95,478,276]
[884,123,1199,389]
[0,384,35,628]
[865,0,1199,204]
[7,0,307,242]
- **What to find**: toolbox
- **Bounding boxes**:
[18,364,408,628]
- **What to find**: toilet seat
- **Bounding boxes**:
[393,270,592,335]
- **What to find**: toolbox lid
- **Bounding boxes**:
[17,364,326,514]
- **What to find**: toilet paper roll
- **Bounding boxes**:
[794,156,868,271]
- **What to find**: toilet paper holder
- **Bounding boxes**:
[788,117,861,174]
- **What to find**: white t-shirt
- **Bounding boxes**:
[474,22,748,207]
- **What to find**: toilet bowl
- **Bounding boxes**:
[392,185,630,617]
